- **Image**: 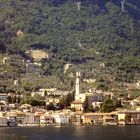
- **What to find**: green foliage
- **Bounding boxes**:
[0,42,6,53]
[0,1,139,64]
[22,83,35,91]
[7,95,21,104]
[84,96,99,112]
[0,0,140,90]
[22,97,46,106]
[83,96,89,112]
[100,98,116,113]
[46,103,55,110]
[113,99,122,108]
[7,95,12,104]
[94,78,110,91]
[59,93,74,108]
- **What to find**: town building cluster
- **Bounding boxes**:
[0,71,140,127]
[1,54,140,127]
[0,106,140,127]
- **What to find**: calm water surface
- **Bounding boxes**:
[0,126,140,140]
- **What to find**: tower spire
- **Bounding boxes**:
[121,0,125,13]
[76,2,81,11]
[75,72,81,100]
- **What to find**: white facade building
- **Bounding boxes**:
[53,114,70,124]
[92,102,103,108]
[24,113,35,125]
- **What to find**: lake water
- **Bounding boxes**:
[0,126,140,140]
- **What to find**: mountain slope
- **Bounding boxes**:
[0,0,140,80]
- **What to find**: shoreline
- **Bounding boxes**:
[1,123,140,128]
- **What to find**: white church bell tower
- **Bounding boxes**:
[75,72,81,100]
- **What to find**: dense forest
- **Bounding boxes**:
[0,0,140,88]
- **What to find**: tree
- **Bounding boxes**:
[23,83,34,91]
[0,42,6,53]
[59,93,74,109]
[21,97,46,106]
[12,96,17,104]
[113,99,122,108]
[7,96,12,104]
[100,98,116,113]
[46,103,55,110]
[83,96,89,112]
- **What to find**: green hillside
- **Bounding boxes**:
[0,0,140,83]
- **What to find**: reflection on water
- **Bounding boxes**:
[0,126,140,140]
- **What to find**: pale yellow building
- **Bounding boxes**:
[71,101,84,111]
[16,30,24,37]
[117,111,140,125]
[46,98,60,105]
[82,112,116,125]
[30,50,49,61]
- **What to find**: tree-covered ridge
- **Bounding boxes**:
[0,0,140,80]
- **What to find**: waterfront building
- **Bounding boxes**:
[82,113,102,125]
[82,113,116,125]
[34,115,40,126]
[24,113,35,126]
[117,111,140,125]
[0,117,7,126]
[69,113,82,125]
[40,115,53,126]
[6,112,17,126]
[103,116,117,125]
[52,113,70,124]
[16,111,26,125]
